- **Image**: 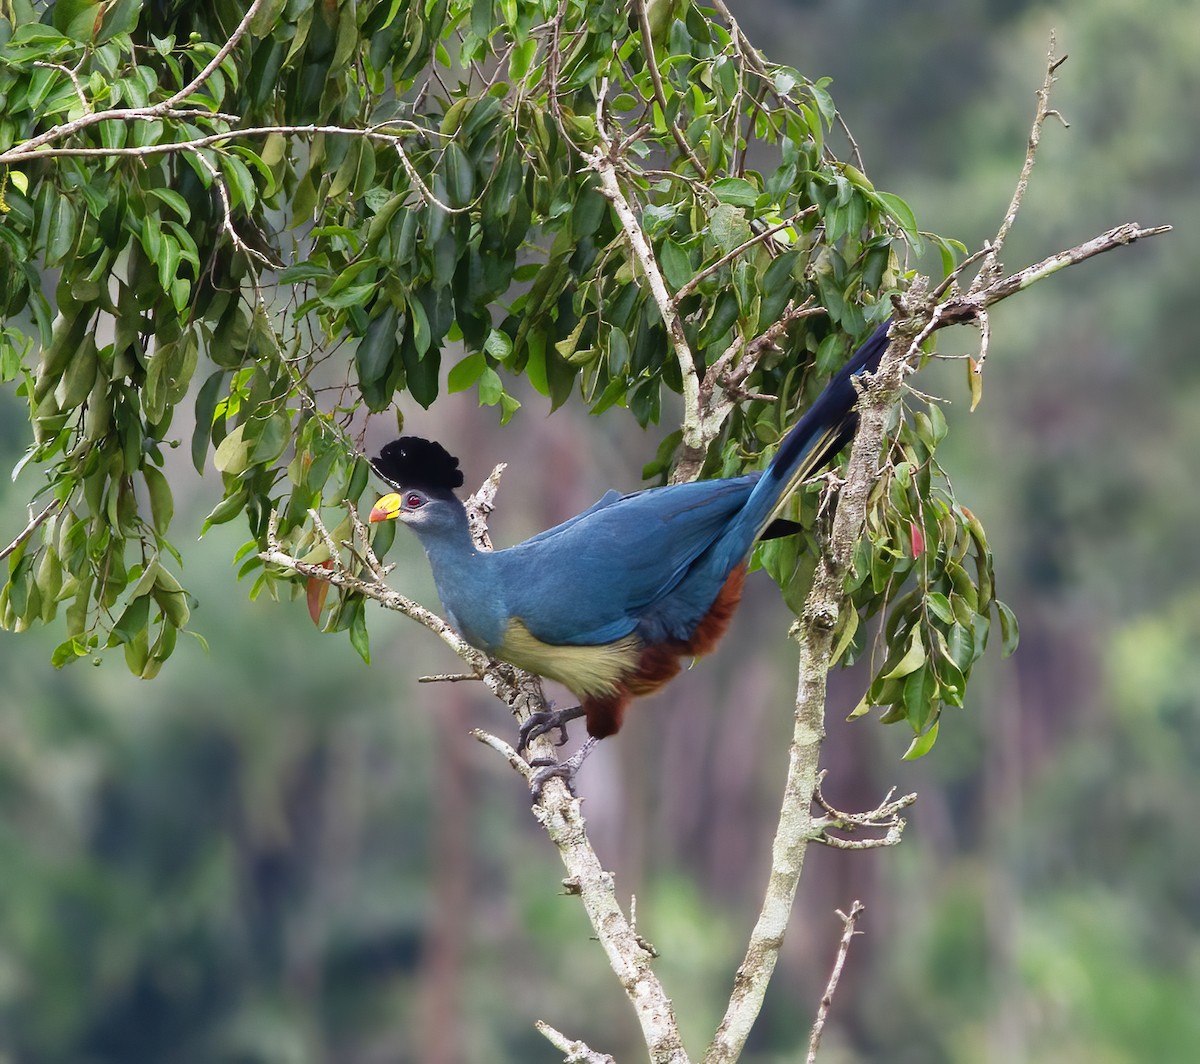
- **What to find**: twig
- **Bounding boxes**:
[2,122,426,164]
[811,773,916,849]
[536,1020,618,1064]
[633,0,705,174]
[0,499,62,563]
[188,147,273,267]
[670,298,825,484]
[971,31,1068,293]
[470,728,532,780]
[4,0,266,161]
[674,210,813,302]
[33,61,90,114]
[939,222,1172,327]
[806,902,866,1064]
[160,0,267,113]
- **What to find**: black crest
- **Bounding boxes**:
[371,437,465,494]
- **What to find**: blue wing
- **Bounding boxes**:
[494,476,759,645]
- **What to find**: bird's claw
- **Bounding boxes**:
[528,737,599,801]
[517,704,586,752]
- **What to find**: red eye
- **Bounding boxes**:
[405,492,423,509]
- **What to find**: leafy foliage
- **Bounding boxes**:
[0,0,1009,749]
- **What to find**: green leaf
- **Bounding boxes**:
[448,350,486,392]
[349,598,370,663]
[357,303,399,389]
[213,423,251,475]
[146,186,192,223]
[711,177,759,208]
[830,605,859,664]
[874,190,919,243]
[902,720,939,760]
[659,239,692,290]
[109,592,149,647]
[51,637,89,668]
[996,599,1019,658]
[709,203,752,254]
[144,465,173,536]
[483,328,513,363]
[509,37,538,81]
[191,370,225,473]
[477,366,502,405]
[926,591,954,625]
[882,628,926,680]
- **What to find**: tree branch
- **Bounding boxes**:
[2,0,266,161]
[536,1020,619,1064]
[704,206,1169,1059]
[632,0,705,175]
[586,137,704,450]
[0,499,61,563]
[806,902,866,1064]
[972,31,1069,293]
[703,315,913,1064]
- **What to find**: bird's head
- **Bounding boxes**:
[368,437,465,528]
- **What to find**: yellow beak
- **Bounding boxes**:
[369,492,402,522]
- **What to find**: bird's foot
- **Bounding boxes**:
[517,703,586,751]
[529,737,600,801]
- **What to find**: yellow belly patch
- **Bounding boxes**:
[498,620,641,697]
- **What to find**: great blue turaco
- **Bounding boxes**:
[368,320,893,789]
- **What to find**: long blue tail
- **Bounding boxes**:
[733,319,893,547]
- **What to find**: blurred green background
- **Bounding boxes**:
[2,0,1197,1061]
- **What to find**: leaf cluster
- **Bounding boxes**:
[0,0,1009,748]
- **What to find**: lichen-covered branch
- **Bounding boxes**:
[703,318,913,1064]
[586,140,703,446]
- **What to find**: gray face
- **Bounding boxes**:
[397,491,465,541]
[397,488,432,525]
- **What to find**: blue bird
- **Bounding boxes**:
[369,321,892,784]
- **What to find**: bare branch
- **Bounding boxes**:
[0,499,62,563]
[470,728,532,781]
[160,0,267,114]
[806,902,866,1064]
[704,315,914,1064]
[674,210,814,303]
[972,31,1067,293]
[2,122,426,164]
[586,138,704,446]
[4,0,267,161]
[936,222,1172,331]
[536,1020,618,1064]
[33,60,90,114]
[811,773,916,850]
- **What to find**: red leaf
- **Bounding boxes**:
[909,520,925,558]
[306,560,334,625]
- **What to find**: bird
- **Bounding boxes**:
[368,320,893,789]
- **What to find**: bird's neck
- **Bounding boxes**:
[409,502,506,650]
[411,502,479,568]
